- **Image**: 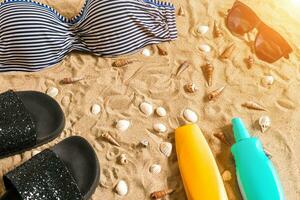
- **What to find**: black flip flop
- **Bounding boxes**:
[0,136,100,200]
[0,90,65,159]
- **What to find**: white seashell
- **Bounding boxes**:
[183,109,198,123]
[140,139,149,147]
[149,164,162,174]
[258,116,271,133]
[115,180,128,196]
[140,102,153,116]
[46,87,59,97]
[160,142,172,157]
[118,154,128,165]
[142,48,151,57]
[156,107,167,117]
[199,44,211,53]
[262,75,274,86]
[197,25,209,35]
[91,104,101,115]
[153,123,167,133]
[116,120,130,132]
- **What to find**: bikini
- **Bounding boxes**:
[0,0,177,72]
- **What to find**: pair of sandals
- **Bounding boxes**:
[0,90,100,200]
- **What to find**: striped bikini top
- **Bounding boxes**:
[0,0,177,72]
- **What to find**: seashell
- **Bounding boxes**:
[116,120,130,132]
[175,61,190,77]
[156,107,167,117]
[149,164,162,174]
[118,154,128,165]
[60,77,84,84]
[142,48,152,56]
[213,132,230,146]
[207,86,226,101]
[112,59,133,67]
[220,44,235,59]
[183,109,198,123]
[213,21,223,38]
[242,101,266,111]
[159,142,172,157]
[150,189,174,199]
[185,83,198,93]
[115,180,128,196]
[262,75,274,86]
[199,44,211,53]
[140,139,149,147]
[222,170,232,181]
[153,123,167,133]
[258,116,271,133]
[247,55,255,69]
[91,104,101,115]
[202,62,214,87]
[157,46,168,56]
[101,132,120,147]
[178,6,185,16]
[197,25,209,35]
[140,102,154,116]
[46,87,59,98]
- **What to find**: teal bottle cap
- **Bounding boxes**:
[232,118,251,142]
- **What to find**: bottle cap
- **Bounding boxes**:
[232,118,251,142]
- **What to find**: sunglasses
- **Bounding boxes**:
[226,1,292,63]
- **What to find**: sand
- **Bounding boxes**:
[0,0,300,199]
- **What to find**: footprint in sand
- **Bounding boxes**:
[106,147,121,161]
[204,105,222,119]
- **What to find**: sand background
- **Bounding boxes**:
[0,0,300,199]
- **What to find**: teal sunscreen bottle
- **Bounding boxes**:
[231,118,285,200]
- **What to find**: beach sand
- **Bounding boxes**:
[0,0,300,199]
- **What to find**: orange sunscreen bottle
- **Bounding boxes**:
[175,124,228,200]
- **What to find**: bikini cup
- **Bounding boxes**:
[0,0,177,72]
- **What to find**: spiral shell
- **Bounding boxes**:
[178,6,185,16]
[101,132,120,147]
[60,77,84,84]
[115,180,128,196]
[116,120,130,132]
[242,101,266,111]
[185,83,198,93]
[150,189,174,199]
[112,59,133,67]
[160,142,172,157]
[258,116,271,133]
[213,20,222,38]
[202,62,214,87]
[140,102,154,116]
[207,86,225,101]
[149,164,162,174]
[220,44,235,59]
[247,55,255,69]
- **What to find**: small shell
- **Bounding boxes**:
[213,21,222,38]
[220,44,235,59]
[262,75,274,86]
[157,46,168,56]
[115,180,128,196]
[247,55,255,69]
[142,48,152,57]
[259,116,271,133]
[150,189,174,199]
[116,120,130,132]
[149,164,162,174]
[178,6,185,16]
[140,102,154,116]
[183,109,198,123]
[202,62,214,87]
[46,87,59,97]
[197,25,209,35]
[222,170,232,181]
[91,104,101,115]
[101,132,120,147]
[112,59,133,67]
[160,142,172,157]
[242,101,266,111]
[140,139,149,147]
[175,61,190,77]
[213,132,230,146]
[118,154,128,165]
[153,123,167,133]
[199,44,211,53]
[156,107,167,117]
[207,86,226,101]
[185,83,198,93]
[60,77,84,84]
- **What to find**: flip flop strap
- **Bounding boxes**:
[4,149,83,200]
[0,90,37,156]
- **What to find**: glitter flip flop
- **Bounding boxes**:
[0,136,100,200]
[0,90,65,159]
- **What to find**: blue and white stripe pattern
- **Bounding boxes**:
[0,0,177,72]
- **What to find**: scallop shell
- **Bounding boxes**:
[185,83,198,93]
[118,154,128,165]
[222,170,232,181]
[153,123,167,133]
[262,76,274,86]
[116,120,130,132]
[183,109,198,123]
[159,142,172,157]
[46,87,59,97]
[142,48,151,57]
[149,164,162,174]
[207,86,225,101]
[91,104,101,115]
[115,180,128,196]
[140,102,153,116]
[197,25,209,35]
[199,44,211,53]
[220,44,235,59]
[156,107,167,117]
[258,116,271,133]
